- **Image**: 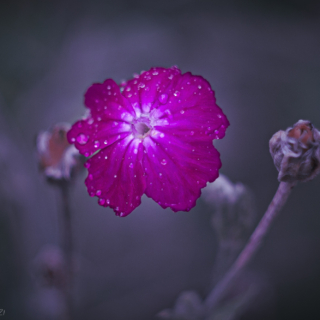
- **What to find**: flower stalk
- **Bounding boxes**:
[205,181,295,312]
[59,180,74,320]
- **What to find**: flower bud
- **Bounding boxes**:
[36,123,83,181]
[269,120,320,182]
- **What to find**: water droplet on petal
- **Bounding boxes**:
[139,83,145,89]
[76,133,88,145]
[104,140,108,145]
[94,140,100,148]
[120,212,125,217]
[88,174,93,180]
[96,190,102,196]
[160,133,164,138]
[198,85,202,89]
[114,175,117,178]
[84,152,90,157]
[159,93,168,104]
[161,159,167,165]
[180,110,185,114]
[159,173,162,177]
[133,149,138,154]
[129,163,133,168]
[84,162,90,168]
[214,130,219,134]
[174,91,180,97]
[99,198,105,205]
[104,156,108,159]
[106,199,110,205]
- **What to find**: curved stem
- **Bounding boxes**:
[205,181,295,312]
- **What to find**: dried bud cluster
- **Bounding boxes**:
[36,123,82,181]
[269,120,320,182]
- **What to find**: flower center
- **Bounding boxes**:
[132,117,152,138]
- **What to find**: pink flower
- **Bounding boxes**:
[67,66,229,216]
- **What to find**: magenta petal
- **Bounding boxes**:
[153,72,229,141]
[85,135,146,216]
[122,67,181,115]
[67,118,131,157]
[143,134,221,212]
[85,79,135,120]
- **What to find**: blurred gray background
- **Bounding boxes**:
[1,0,320,319]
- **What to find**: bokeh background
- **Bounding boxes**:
[1,0,320,319]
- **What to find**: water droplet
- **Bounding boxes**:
[114,175,117,178]
[70,137,75,142]
[94,140,100,148]
[214,130,219,134]
[139,83,145,89]
[127,93,132,98]
[164,109,171,116]
[106,199,110,205]
[97,116,102,121]
[88,174,93,180]
[99,198,105,205]
[105,156,108,159]
[84,162,90,168]
[174,91,180,97]
[104,140,108,145]
[158,93,168,104]
[126,87,131,91]
[120,212,125,217]
[88,118,94,125]
[159,173,162,177]
[160,133,164,138]
[168,74,173,80]
[76,133,88,145]
[84,152,90,157]
[129,163,133,168]
[161,159,167,165]
[96,190,102,196]
[152,71,159,75]
[115,206,119,211]
[180,110,185,114]
[107,85,111,90]
[198,85,202,89]
[133,148,138,154]
[77,122,83,128]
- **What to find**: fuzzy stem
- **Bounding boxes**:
[205,181,295,312]
[59,181,74,320]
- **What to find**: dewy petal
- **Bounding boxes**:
[143,134,221,212]
[152,72,229,141]
[85,135,146,216]
[122,67,181,116]
[67,79,135,157]
[85,79,136,120]
[67,118,131,157]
